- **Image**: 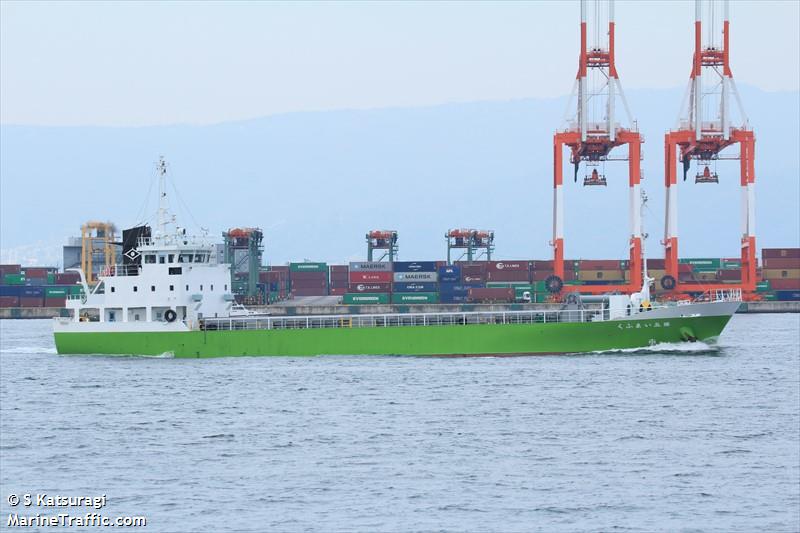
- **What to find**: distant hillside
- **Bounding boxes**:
[1,85,798,266]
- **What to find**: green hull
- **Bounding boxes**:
[54,314,732,358]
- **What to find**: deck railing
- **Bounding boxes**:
[200,307,611,332]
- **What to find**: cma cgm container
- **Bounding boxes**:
[342,293,390,305]
[393,282,438,292]
[391,292,438,304]
[487,270,530,282]
[348,283,392,293]
[487,261,528,272]
[393,261,437,273]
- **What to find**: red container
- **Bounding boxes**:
[461,273,486,284]
[0,296,19,307]
[23,267,50,278]
[459,263,487,275]
[19,297,43,307]
[762,258,800,269]
[291,279,328,289]
[0,264,21,277]
[486,270,530,282]
[762,248,800,259]
[578,259,621,270]
[678,264,693,273]
[329,287,347,296]
[269,265,290,273]
[646,259,666,269]
[329,280,350,289]
[349,271,393,283]
[486,261,529,272]
[291,288,328,297]
[532,270,554,281]
[769,278,800,290]
[717,269,742,281]
[44,297,66,307]
[291,271,327,281]
[330,265,349,273]
[467,287,514,303]
[348,283,392,293]
[55,272,81,284]
[529,260,554,271]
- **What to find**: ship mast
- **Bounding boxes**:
[156,156,168,240]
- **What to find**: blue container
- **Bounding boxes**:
[440,294,468,303]
[0,285,21,296]
[393,261,437,273]
[393,282,438,293]
[20,286,44,297]
[775,290,800,301]
[440,282,483,294]
[438,265,461,282]
[25,277,46,286]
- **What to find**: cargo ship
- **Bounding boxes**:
[52,159,742,357]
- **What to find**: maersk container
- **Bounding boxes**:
[342,293,390,305]
[393,261,437,273]
[393,272,438,283]
[393,282,438,293]
[391,292,438,304]
[349,262,392,272]
[290,262,327,272]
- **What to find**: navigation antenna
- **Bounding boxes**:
[156,156,168,239]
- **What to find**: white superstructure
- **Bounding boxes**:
[57,157,234,333]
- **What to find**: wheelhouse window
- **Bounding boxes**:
[159,255,166,264]
[195,254,204,263]
[200,284,203,291]
[179,254,193,263]
[168,254,175,263]
[144,255,156,264]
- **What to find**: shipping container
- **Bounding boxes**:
[756,280,771,292]
[761,258,800,269]
[762,248,800,259]
[3,274,24,285]
[0,264,21,277]
[290,271,328,280]
[486,261,529,272]
[775,290,800,301]
[349,271,393,283]
[461,274,486,284]
[529,260,554,271]
[486,282,534,289]
[44,297,66,307]
[467,287,514,303]
[45,286,69,297]
[342,293,390,305]
[768,279,800,290]
[439,282,483,294]
[0,296,19,307]
[0,285,21,296]
[393,272,438,283]
[577,270,625,281]
[348,262,392,272]
[55,272,81,284]
[763,269,800,279]
[391,292,439,304]
[291,288,329,297]
[393,282,438,292]
[329,265,350,273]
[531,270,554,281]
[289,262,327,272]
[716,269,742,281]
[291,280,328,289]
[486,270,531,282]
[329,287,347,296]
[439,294,468,304]
[348,283,392,293]
[438,265,460,283]
[20,287,44,297]
[19,296,43,307]
[393,261,437,273]
[577,260,621,270]
[679,258,722,270]
[458,263,488,275]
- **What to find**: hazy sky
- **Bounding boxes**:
[1,0,799,126]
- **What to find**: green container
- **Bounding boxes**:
[761,292,777,301]
[290,262,327,272]
[533,280,548,292]
[534,292,551,303]
[722,260,742,270]
[68,285,84,295]
[47,273,56,284]
[513,286,535,299]
[45,286,69,297]
[3,274,24,285]
[679,258,721,271]
[756,280,771,292]
[391,292,438,304]
[564,280,583,286]
[343,293,390,305]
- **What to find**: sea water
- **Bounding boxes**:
[1,314,798,532]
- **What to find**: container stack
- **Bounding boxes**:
[760,248,800,301]
[328,265,349,296]
[0,264,82,308]
[392,261,438,304]
[347,262,392,302]
[289,262,328,297]
[575,260,626,285]
[485,261,535,302]
[258,266,290,303]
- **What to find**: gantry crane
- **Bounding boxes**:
[81,221,117,284]
[445,229,494,264]
[662,0,756,294]
[551,0,643,295]
[366,230,398,262]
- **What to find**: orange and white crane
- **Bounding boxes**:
[662,0,756,294]
[551,0,643,295]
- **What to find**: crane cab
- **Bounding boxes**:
[583,168,607,187]
[695,165,719,184]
